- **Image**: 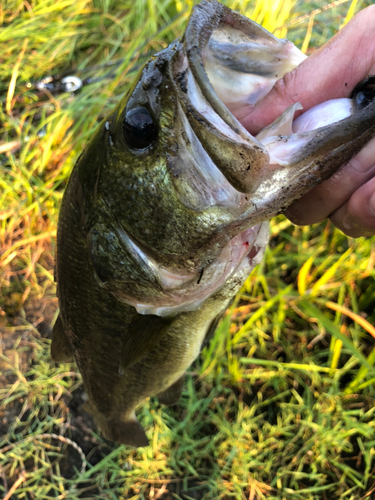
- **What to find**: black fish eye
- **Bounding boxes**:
[122,107,157,149]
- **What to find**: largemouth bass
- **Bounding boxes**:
[52,0,375,447]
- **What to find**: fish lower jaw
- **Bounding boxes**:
[120,222,269,317]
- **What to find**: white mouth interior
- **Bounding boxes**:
[202,25,307,113]
[202,25,357,168]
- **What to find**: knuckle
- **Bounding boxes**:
[272,70,299,106]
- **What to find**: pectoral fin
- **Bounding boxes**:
[119,314,174,373]
[51,314,73,362]
[156,374,185,406]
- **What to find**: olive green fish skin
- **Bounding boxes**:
[55,62,262,445]
[81,50,239,276]
[56,159,251,446]
[53,0,375,447]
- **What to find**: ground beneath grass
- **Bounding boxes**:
[2,1,375,499]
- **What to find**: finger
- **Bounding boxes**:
[236,5,375,135]
[329,176,375,237]
[285,136,375,225]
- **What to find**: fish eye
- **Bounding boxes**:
[123,107,157,149]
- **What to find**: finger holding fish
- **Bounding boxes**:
[285,136,375,229]
[238,6,375,235]
[239,5,375,135]
[329,175,375,237]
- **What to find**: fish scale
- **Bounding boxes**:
[52,0,375,447]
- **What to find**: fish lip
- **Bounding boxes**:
[176,0,256,142]
[182,0,246,137]
[180,0,300,138]
[174,2,375,211]
[169,1,281,195]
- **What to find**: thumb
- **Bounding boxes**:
[237,5,375,135]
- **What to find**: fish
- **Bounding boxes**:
[52,0,375,447]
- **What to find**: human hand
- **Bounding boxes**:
[238,6,375,237]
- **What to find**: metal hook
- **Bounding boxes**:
[61,76,83,93]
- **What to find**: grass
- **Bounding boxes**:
[1,0,375,498]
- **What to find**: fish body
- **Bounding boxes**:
[53,0,375,446]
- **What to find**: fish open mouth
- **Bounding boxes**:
[171,0,306,196]
[172,0,375,207]
[117,3,302,316]
[110,0,375,316]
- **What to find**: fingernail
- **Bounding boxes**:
[369,190,375,216]
[342,213,354,230]
[349,137,375,173]
[342,208,362,231]
[339,213,372,238]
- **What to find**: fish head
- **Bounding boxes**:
[74,0,375,316]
